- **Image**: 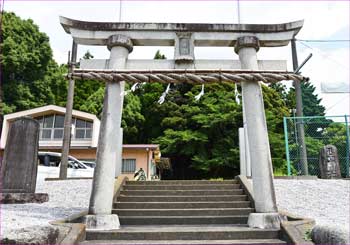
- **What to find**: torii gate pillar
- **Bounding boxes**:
[235,36,280,229]
[84,35,133,230]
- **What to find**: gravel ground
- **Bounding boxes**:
[274,179,350,232]
[0,179,92,240]
[1,178,349,240]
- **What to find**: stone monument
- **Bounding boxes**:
[0,117,48,204]
[319,145,341,179]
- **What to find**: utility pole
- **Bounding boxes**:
[0,51,3,141]
[60,41,77,179]
[291,37,309,175]
[0,76,3,143]
[0,1,5,142]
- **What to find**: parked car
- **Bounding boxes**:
[81,161,96,168]
[37,152,94,180]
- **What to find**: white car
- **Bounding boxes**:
[81,161,96,168]
[37,152,94,181]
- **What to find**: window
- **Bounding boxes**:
[73,118,93,140]
[35,114,93,140]
[75,129,85,139]
[43,116,54,128]
[54,115,64,128]
[53,129,63,139]
[122,159,136,173]
[41,129,52,139]
[36,115,60,140]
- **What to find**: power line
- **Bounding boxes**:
[298,40,349,71]
[296,39,350,43]
[324,95,349,113]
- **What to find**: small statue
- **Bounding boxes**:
[134,168,146,181]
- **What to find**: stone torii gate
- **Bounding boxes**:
[60,17,304,230]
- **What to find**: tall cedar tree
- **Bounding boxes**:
[1,12,56,113]
[286,81,326,116]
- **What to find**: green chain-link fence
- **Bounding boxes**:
[283,115,350,177]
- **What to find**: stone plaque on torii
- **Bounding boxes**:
[60,17,305,230]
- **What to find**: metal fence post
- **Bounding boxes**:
[283,117,291,176]
[345,115,350,177]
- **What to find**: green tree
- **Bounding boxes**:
[73,51,103,110]
[74,78,102,110]
[1,12,54,113]
[262,85,290,173]
[287,81,330,139]
[122,91,145,143]
[149,82,290,178]
[78,50,145,143]
[79,86,105,116]
[82,50,94,60]
[269,83,288,102]
[289,136,324,175]
[154,50,166,59]
[80,82,145,144]
[152,83,241,179]
[286,81,325,116]
[134,50,168,142]
[135,50,292,178]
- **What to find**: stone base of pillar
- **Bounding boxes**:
[82,214,120,231]
[248,212,283,229]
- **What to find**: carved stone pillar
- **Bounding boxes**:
[235,36,280,229]
[85,35,133,230]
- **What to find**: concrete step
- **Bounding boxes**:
[114,201,251,209]
[120,190,244,196]
[117,195,247,202]
[124,184,242,191]
[125,180,238,185]
[113,208,254,216]
[81,239,286,244]
[119,215,249,225]
[85,225,280,240]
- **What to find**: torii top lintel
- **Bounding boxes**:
[59,16,303,47]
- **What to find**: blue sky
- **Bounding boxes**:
[3,0,350,116]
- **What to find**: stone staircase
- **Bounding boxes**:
[82,180,286,244]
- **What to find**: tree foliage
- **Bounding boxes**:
[263,85,290,172]
[153,83,243,179]
[286,81,326,116]
[1,11,59,113]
